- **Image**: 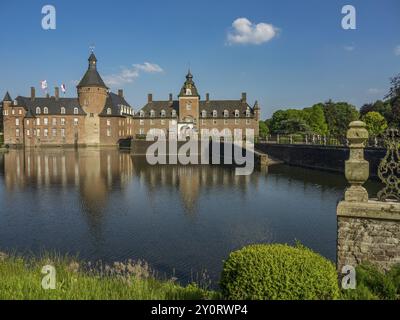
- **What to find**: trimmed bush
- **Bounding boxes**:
[220,244,340,300]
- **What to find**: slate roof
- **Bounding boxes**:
[3,92,12,102]
[99,92,133,117]
[77,53,108,89]
[178,71,200,98]
[135,100,255,118]
[15,96,86,117]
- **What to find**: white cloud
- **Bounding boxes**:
[227,18,278,45]
[344,45,355,52]
[395,45,400,56]
[104,62,163,86]
[133,62,163,73]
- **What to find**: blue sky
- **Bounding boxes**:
[0,0,399,118]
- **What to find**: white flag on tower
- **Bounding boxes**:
[41,80,48,90]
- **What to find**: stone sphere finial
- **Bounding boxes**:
[344,121,370,202]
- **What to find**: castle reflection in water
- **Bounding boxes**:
[1,148,261,216]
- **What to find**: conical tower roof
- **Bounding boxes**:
[77,53,108,89]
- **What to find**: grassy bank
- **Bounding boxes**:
[0,252,218,300]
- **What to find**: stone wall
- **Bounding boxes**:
[337,201,400,272]
[255,143,386,177]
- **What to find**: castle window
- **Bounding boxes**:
[150,110,155,117]
[18,109,22,115]
[74,118,79,126]
[107,128,111,137]
[172,110,177,117]
[36,118,41,126]
[213,110,217,118]
[202,110,207,118]
[44,107,48,114]
[44,129,48,137]
[246,109,251,117]
[26,120,30,125]
[44,118,48,126]
[107,108,112,115]
[139,128,144,135]
[3,110,8,116]
[16,128,20,137]
[36,107,41,114]
[140,111,144,117]
[26,129,30,136]
[186,88,192,95]
[37,129,41,137]
[74,108,79,115]
[52,128,57,137]
[61,118,66,126]
[224,110,229,117]
[52,118,57,126]
[61,128,65,137]
[140,119,144,126]
[161,110,166,117]
[61,107,66,114]
[11,109,15,115]
[235,110,239,117]
[15,118,20,126]
[107,120,111,126]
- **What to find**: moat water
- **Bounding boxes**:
[0,148,382,287]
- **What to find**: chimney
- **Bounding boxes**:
[148,93,153,103]
[31,87,36,101]
[118,89,124,97]
[46,93,50,98]
[55,87,59,100]
[241,92,247,103]
[169,93,173,103]
[206,93,210,102]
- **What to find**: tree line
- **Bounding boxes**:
[259,74,400,139]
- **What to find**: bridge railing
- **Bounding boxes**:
[261,133,386,148]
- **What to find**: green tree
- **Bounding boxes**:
[259,121,269,140]
[303,103,328,135]
[362,112,388,137]
[386,73,400,100]
[323,101,359,136]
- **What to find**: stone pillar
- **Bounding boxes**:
[337,121,400,272]
[344,121,369,202]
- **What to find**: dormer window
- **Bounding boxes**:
[36,107,41,114]
[140,111,145,117]
[186,88,192,95]
[107,108,112,115]
[43,107,48,114]
[61,107,66,114]
[150,110,155,117]
[213,110,217,118]
[161,109,166,117]
[224,110,229,118]
[172,110,177,117]
[74,107,79,115]
[235,110,240,117]
[246,108,251,117]
[202,110,207,118]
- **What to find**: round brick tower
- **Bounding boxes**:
[77,53,108,145]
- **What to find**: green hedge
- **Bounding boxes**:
[220,244,340,300]
[342,263,400,300]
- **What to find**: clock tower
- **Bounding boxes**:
[178,70,200,135]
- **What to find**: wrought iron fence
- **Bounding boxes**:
[261,133,387,148]
[377,128,400,202]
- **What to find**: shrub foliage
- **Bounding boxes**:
[220,244,340,300]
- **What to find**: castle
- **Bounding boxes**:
[1,53,260,147]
